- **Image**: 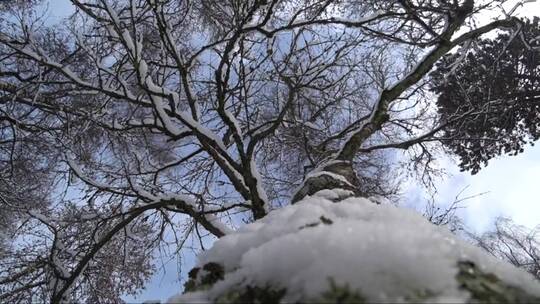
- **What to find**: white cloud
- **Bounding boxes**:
[422,144,540,233]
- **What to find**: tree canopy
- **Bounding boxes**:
[431,17,540,174]
[0,0,537,302]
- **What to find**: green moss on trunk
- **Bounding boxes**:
[457,261,540,303]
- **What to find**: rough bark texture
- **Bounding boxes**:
[291,161,363,203]
[456,261,540,303]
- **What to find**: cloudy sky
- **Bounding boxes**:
[405,144,540,232]
[36,0,540,301]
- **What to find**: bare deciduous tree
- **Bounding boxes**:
[0,0,532,302]
[470,218,540,281]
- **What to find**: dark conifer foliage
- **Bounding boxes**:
[431,18,540,174]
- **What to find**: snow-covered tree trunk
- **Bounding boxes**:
[176,140,540,303]
[291,160,362,203]
[175,185,540,303]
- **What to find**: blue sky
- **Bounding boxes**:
[123,251,196,303]
[33,0,540,302]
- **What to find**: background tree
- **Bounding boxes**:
[470,217,540,281]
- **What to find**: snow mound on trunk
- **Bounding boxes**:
[170,191,540,303]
